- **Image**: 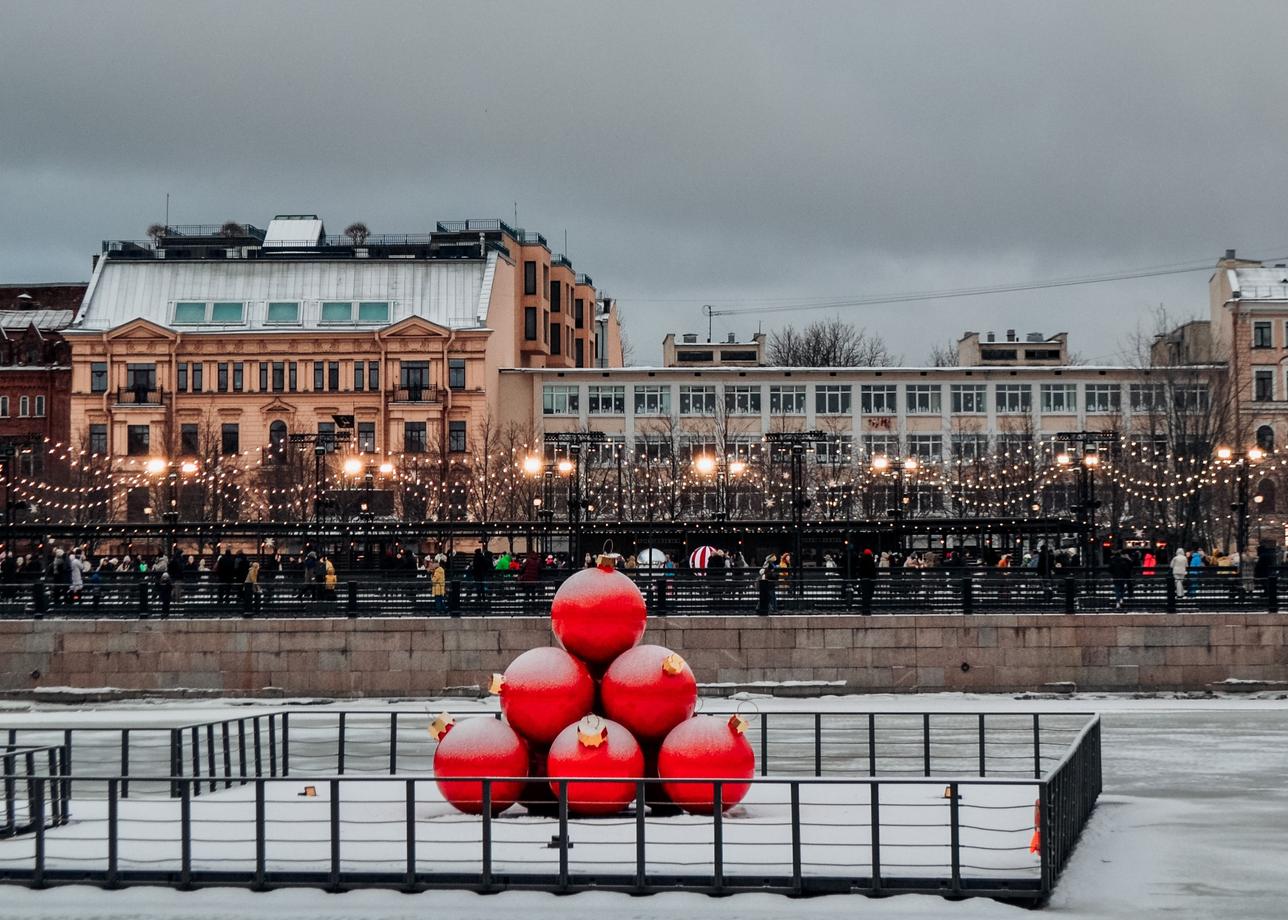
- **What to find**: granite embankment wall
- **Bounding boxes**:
[1,614,1285,696]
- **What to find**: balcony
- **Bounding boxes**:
[390,385,443,404]
[116,386,167,407]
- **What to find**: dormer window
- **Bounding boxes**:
[172,301,245,325]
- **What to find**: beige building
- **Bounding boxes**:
[956,330,1069,366]
[662,332,766,367]
[65,216,622,518]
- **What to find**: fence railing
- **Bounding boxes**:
[1,745,70,841]
[0,713,1099,901]
[3,569,1279,619]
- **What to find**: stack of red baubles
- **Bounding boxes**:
[433,555,755,817]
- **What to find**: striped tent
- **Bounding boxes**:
[688,545,719,570]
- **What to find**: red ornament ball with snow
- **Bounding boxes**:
[550,557,647,666]
[432,714,529,815]
[546,715,645,816]
[658,714,756,815]
[601,645,698,743]
[492,647,595,746]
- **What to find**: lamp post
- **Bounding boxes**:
[693,454,747,520]
[144,456,170,554]
[541,432,606,562]
[1216,445,1264,571]
[871,454,919,554]
[1056,450,1101,569]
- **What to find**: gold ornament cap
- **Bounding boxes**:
[488,673,505,695]
[661,653,686,676]
[576,714,609,748]
[429,711,455,741]
[596,552,621,571]
[728,714,749,735]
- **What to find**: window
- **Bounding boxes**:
[816,385,852,415]
[126,364,156,390]
[551,323,562,355]
[265,301,300,324]
[354,361,365,391]
[448,359,466,389]
[634,385,671,415]
[524,307,538,340]
[316,421,337,452]
[1257,425,1275,451]
[1085,384,1121,413]
[18,396,28,417]
[575,339,585,367]
[952,434,990,460]
[313,362,324,391]
[90,362,108,393]
[180,423,199,455]
[217,363,229,393]
[211,302,243,324]
[259,363,269,391]
[635,436,672,463]
[543,384,580,415]
[1174,384,1210,413]
[725,385,762,415]
[679,385,716,415]
[368,361,378,391]
[221,423,239,455]
[232,362,244,392]
[574,298,585,329]
[543,312,550,344]
[907,434,943,458]
[358,422,376,453]
[550,282,561,313]
[320,301,352,324]
[0,396,7,417]
[1130,383,1166,412]
[585,435,625,467]
[588,385,625,415]
[328,361,340,391]
[268,421,288,460]
[1254,369,1274,402]
[1256,478,1277,513]
[191,363,203,392]
[815,436,854,465]
[905,384,941,414]
[860,385,896,414]
[863,434,899,457]
[769,385,806,415]
[400,361,429,396]
[996,434,1032,456]
[357,301,389,324]
[449,420,467,453]
[34,396,44,417]
[950,384,986,414]
[126,425,150,456]
[523,261,537,296]
[403,422,427,453]
[173,302,205,324]
[89,424,107,455]
[995,384,1031,413]
[177,363,189,392]
[1253,321,1273,348]
[1040,383,1076,413]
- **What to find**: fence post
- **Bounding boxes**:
[281,713,290,777]
[121,729,130,799]
[1063,577,1077,613]
[1166,574,1177,612]
[867,712,877,776]
[814,712,822,777]
[254,779,266,890]
[1268,577,1279,614]
[222,723,232,789]
[712,782,724,893]
[961,577,973,615]
[338,712,346,775]
[170,728,182,799]
[268,715,277,777]
[32,580,47,616]
[557,781,570,891]
[635,780,647,892]
[404,778,416,890]
[32,777,45,888]
[978,713,986,777]
[179,779,192,889]
[138,580,150,616]
[346,581,358,616]
[1033,713,1042,779]
[329,778,341,891]
[3,750,13,837]
[449,580,462,616]
[869,783,882,896]
[790,782,802,895]
[107,778,119,888]
[481,780,492,891]
[922,713,931,776]
[759,714,769,776]
[949,781,962,895]
[389,712,398,775]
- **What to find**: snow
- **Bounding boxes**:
[2,694,1287,918]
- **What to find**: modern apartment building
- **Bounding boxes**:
[63,216,622,517]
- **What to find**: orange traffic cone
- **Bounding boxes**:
[1029,798,1041,854]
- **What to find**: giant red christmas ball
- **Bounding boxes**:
[546,715,645,816]
[658,714,756,815]
[494,647,595,746]
[432,715,529,815]
[550,559,647,666]
[601,645,698,743]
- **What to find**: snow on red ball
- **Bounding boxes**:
[433,716,529,815]
[546,715,645,816]
[658,714,756,815]
[495,646,595,746]
[601,645,697,743]
[550,560,647,666]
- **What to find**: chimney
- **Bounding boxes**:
[682,333,698,344]
[1006,329,1016,342]
[1225,248,1237,260]
[986,331,995,343]
[726,332,736,344]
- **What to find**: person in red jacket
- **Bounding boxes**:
[518,552,543,614]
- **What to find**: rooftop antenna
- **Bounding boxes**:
[564,229,568,258]
[513,202,518,227]
[703,304,715,343]
[164,192,170,230]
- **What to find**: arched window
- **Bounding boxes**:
[1256,478,1277,514]
[1257,425,1274,451]
[268,421,288,463]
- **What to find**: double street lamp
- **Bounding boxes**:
[870,454,919,552]
[1216,445,1265,571]
[1055,450,1101,568]
[692,454,747,520]
[144,456,200,553]
[342,457,395,520]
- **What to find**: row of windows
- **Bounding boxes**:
[541,382,1211,416]
[1250,320,1288,350]
[91,360,468,395]
[0,395,46,418]
[95,420,471,458]
[170,301,391,327]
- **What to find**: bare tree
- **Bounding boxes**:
[926,341,960,367]
[767,317,898,366]
[344,222,370,245]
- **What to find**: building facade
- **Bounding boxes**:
[63,217,622,519]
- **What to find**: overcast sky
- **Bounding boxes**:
[3,0,1287,364]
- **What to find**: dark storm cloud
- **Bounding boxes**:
[3,0,1287,362]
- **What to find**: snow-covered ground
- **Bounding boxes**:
[2,692,1286,919]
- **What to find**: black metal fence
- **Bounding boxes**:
[3,569,1279,619]
[1,745,70,840]
[0,711,1099,901]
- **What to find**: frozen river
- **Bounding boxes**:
[1,692,1285,919]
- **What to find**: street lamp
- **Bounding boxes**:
[1056,449,1101,568]
[1217,445,1264,570]
[870,454,919,553]
[692,454,746,520]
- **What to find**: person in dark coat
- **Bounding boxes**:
[518,552,543,615]
[214,549,236,606]
[470,546,493,603]
[1109,550,1133,609]
[857,548,878,614]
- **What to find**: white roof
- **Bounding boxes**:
[73,254,498,333]
[263,216,324,248]
[1231,266,1288,301]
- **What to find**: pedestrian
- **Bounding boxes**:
[157,571,173,618]
[302,551,318,600]
[470,545,492,604]
[1109,549,1133,609]
[68,548,84,603]
[757,554,778,614]
[323,556,338,601]
[1170,548,1188,599]
[1187,547,1204,598]
[242,560,260,616]
[215,548,236,606]
[857,548,877,614]
[432,560,447,613]
[518,551,543,614]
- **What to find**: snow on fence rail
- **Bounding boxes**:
[0,711,1100,902]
